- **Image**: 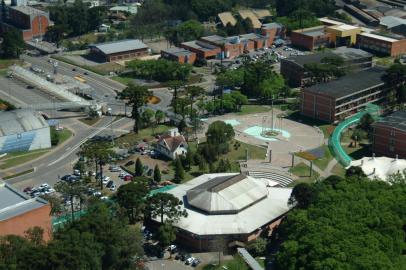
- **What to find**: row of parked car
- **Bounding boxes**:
[24,183,55,197]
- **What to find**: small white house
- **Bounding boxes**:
[156,128,188,160]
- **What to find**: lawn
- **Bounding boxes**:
[112,76,134,85]
[58,129,73,144]
[312,145,334,170]
[331,163,346,178]
[236,105,271,115]
[3,168,35,180]
[115,125,174,147]
[202,256,250,270]
[0,149,49,170]
[340,129,372,160]
[289,162,320,185]
[112,74,203,88]
[374,56,394,66]
[226,141,266,161]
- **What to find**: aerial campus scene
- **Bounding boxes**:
[1,0,406,269]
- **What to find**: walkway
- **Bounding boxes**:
[237,248,264,270]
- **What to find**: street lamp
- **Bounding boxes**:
[107,107,114,145]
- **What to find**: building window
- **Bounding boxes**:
[389,145,394,152]
[390,129,395,136]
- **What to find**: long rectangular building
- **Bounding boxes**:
[356,32,406,57]
[301,67,388,123]
[89,39,149,62]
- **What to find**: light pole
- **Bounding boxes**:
[107,107,114,145]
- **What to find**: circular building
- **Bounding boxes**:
[154,173,292,251]
[0,110,51,154]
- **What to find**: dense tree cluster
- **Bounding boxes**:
[126,59,192,82]
[0,28,25,58]
[166,20,205,46]
[47,0,107,41]
[382,63,406,106]
[304,56,346,85]
[0,202,144,270]
[274,177,406,269]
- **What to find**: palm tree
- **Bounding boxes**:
[119,83,151,133]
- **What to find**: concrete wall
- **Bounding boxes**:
[0,204,52,241]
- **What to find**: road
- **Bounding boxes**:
[2,115,134,190]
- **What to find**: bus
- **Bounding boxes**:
[74,76,86,83]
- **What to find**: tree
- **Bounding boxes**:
[155,110,165,124]
[288,182,316,209]
[177,119,187,133]
[54,180,87,222]
[152,164,162,184]
[1,28,25,58]
[156,223,177,249]
[184,150,194,171]
[135,157,143,176]
[186,85,204,115]
[24,227,44,246]
[345,166,366,179]
[116,180,149,224]
[168,80,184,114]
[167,20,204,46]
[145,193,187,224]
[359,113,374,132]
[247,237,267,257]
[50,127,60,146]
[351,129,363,148]
[206,121,235,147]
[174,157,185,183]
[142,108,155,133]
[119,83,151,133]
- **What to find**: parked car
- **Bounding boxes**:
[168,244,177,252]
[110,184,116,191]
[102,176,111,185]
[106,180,114,188]
[186,257,195,265]
[23,187,32,193]
[181,253,191,261]
[192,258,201,267]
[73,169,81,176]
[124,175,133,181]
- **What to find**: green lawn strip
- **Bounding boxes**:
[226,141,266,160]
[3,168,34,180]
[288,162,320,185]
[236,105,271,115]
[0,150,49,169]
[312,145,333,170]
[58,129,73,144]
[202,255,250,270]
[340,131,372,160]
[112,76,133,85]
[78,117,101,126]
[51,55,107,75]
[112,74,203,88]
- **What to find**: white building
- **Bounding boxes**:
[152,173,292,251]
[349,156,406,182]
[156,128,187,160]
[0,110,51,154]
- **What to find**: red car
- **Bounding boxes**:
[124,175,133,181]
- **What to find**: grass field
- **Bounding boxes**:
[112,74,203,88]
[78,117,101,126]
[202,256,249,270]
[312,145,334,170]
[289,162,320,185]
[236,105,271,115]
[3,169,35,180]
[115,125,173,147]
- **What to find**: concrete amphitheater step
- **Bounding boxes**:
[248,171,294,187]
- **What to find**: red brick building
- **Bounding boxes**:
[1,5,51,41]
[180,40,221,59]
[372,111,406,158]
[200,35,255,59]
[0,181,52,241]
[291,26,332,51]
[161,47,196,64]
[356,32,406,57]
[301,67,388,123]
[89,39,149,62]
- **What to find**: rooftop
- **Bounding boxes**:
[304,67,386,99]
[350,156,406,182]
[293,25,327,37]
[0,181,48,221]
[261,22,282,30]
[159,134,187,152]
[186,174,268,214]
[374,110,406,132]
[162,47,194,57]
[380,16,406,29]
[10,5,48,16]
[285,47,372,67]
[109,5,138,14]
[158,173,292,235]
[90,39,148,55]
[0,110,49,137]
[328,24,360,31]
[252,9,271,19]
[181,40,219,51]
[240,33,266,40]
[318,17,345,26]
[238,9,262,28]
[359,32,400,42]
[218,12,237,27]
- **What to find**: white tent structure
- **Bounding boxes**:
[349,156,406,182]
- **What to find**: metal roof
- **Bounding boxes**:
[218,12,237,27]
[374,110,406,132]
[162,47,194,57]
[359,32,399,42]
[293,26,327,37]
[304,67,386,99]
[0,110,49,137]
[181,40,219,51]
[238,9,262,28]
[11,5,48,16]
[380,16,406,29]
[157,173,292,235]
[186,174,268,214]
[0,181,48,221]
[90,39,148,55]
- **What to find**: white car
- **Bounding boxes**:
[39,183,50,189]
[102,178,110,185]
[186,257,195,265]
[109,184,116,191]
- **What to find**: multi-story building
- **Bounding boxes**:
[0,180,52,241]
[301,67,388,123]
[281,47,373,87]
[325,24,362,47]
[180,40,221,60]
[161,47,196,64]
[88,39,149,62]
[372,111,406,158]
[356,32,406,57]
[200,35,255,59]
[291,26,332,51]
[1,4,51,41]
